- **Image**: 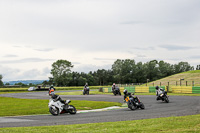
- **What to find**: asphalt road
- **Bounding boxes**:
[0,91,200,128]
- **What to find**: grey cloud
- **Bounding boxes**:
[159,45,194,51]
[13,45,22,48]
[190,55,200,59]
[130,47,155,50]
[72,62,81,65]
[136,54,147,58]
[94,58,116,61]
[120,21,144,25]
[42,67,51,75]
[0,58,54,64]
[3,54,18,58]
[34,48,54,52]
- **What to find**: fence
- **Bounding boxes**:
[103,86,200,94]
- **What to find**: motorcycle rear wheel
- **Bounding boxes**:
[68,105,77,114]
[165,97,169,103]
[49,107,59,116]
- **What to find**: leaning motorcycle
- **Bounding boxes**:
[112,87,121,96]
[125,93,145,110]
[157,91,169,103]
[48,99,77,116]
[83,87,90,95]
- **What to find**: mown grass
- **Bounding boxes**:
[0,97,121,116]
[0,114,199,133]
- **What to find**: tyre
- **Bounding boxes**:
[49,106,59,116]
[140,102,145,109]
[129,103,136,110]
[119,92,121,96]
[165,96,169,103]
[83,91,85,95]
[87,91,89,95]
[68,105,77,114]
[130,105,136,110]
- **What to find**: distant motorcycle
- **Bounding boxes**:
[83,87,90,95]
[157,90,169,103]
[48,99,76,116]
[112,87,121,96]
[125,93,145,110]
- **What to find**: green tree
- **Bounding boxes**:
[135,62,147,83]
[50,60,73,86]
[196,65,200,70]
[174,62,194,73]
[112,59,136,84]
[0,75,3,87]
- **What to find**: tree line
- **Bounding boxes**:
[0,59,197,87]
[47,59,195,86]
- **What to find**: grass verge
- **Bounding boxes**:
[0,97,121,116]
[0,114,199,132]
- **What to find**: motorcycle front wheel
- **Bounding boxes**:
[140,102,145,109]
[68,105,77,114]
[165,96,169,103]
[49,107,59,116]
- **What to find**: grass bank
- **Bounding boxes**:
[0,114,199,132]
[0,97,121,116]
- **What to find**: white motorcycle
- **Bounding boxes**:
[48,99,77,116]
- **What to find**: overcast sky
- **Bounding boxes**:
[0,0,200,81]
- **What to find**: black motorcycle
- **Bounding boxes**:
[157,90,169,103]
[125,93,145,110]
[83,87,90,95]
[112,87,121,96]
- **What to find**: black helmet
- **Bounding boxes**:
[155,86,159,90]
[123,89,127,94]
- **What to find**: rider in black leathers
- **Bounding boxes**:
[123,89,129,101]
[123,89,138,105]
[84,83,88,88]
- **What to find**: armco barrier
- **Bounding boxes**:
[149,86,165,93]
[125,87,135,93]
[103,86,200,94]
[172,86,192,94]
[103,86,166,93]
[103,87,112,93]
[135,86,149,93]
[192,86,200,94]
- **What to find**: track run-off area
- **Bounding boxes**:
[0,91,200,128]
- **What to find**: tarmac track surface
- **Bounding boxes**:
[0,91,200,128]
